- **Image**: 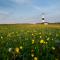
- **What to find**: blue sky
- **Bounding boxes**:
[0,0,60,23]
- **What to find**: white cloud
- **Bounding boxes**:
[0,10,12,20]
[33,6,41,10]
[11,0,31,4]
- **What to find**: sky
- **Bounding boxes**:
[0,0,60,24]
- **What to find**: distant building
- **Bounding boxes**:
[41,13,48,25]
[42,15,45,23]
[44,22,48,25]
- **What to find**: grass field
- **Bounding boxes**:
[0,24,60,60]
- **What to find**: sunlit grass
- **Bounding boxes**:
[0,24,60,60]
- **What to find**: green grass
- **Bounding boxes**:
[0,24,60,60]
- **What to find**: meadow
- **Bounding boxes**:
[0,24,60,60]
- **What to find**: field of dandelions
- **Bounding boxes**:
[0,24,60,60]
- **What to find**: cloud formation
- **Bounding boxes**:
[11,0,31,4]
[0,0,60,23]
[0,11,9,19]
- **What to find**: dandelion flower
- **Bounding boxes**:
[1,36,3,39]
[8,48,12,52]
[15,48,19,53]
[31,53,34,57]
[47,37,49,41]
[52,47,55,50]
[12,32,14,34]
[39,32,41,34]
[20,46,23,50]
[32,34,34,36]
[40,40,45,44]
[32,40,35,44]
[40,36,42,38]
[52,38,53,41]
[43,41,48,44]
[44,42,45,44]
[56,34,58,37]
[34,57,38,60]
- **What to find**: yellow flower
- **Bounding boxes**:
[47,37,49,41]
[20,46,23,50]
[40,36,42,38]
[39,32,41,34]
[52,38,53,41]
[52,47,55,50]
[40,39,45,44]
[56,34,58,37]
[43,41,48,44]
[34,57,38,60]
[32,33,34,36]
[8,48,12,52]
[1,36,3,39]
[32,40,35,44]
[44,41,45,44]
[31,53,34,57]
[11,32,14,34]
[15,48,19,53]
